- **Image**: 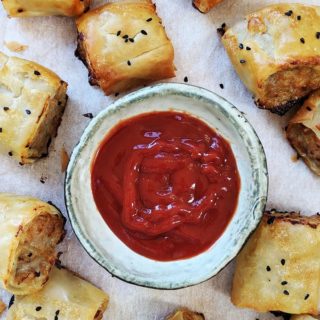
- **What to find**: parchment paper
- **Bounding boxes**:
[0,0,319,319]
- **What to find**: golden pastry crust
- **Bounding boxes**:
[232,211,320,315]
[0,301,6,315]
[0,193,65,295]
[6,267,109,320]
[287,89,320,175]
[75,0,175,95]
[193,0,223,13]
[0,52,68,164]
[166,308,205,320]
[2,0,91,17]
[222,4,320,115]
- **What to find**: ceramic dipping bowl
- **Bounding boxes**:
[65,83,268,289]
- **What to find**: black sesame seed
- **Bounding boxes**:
[300,37,305,44]
[297,15,301,20]
[184,76,188,83]
[316,32,320,39]
[266,266,271,272]
[17,8,23,13]
[34,271,41,277]
[34,70,41,76]
[125,39,129,43]
[54,310,60,320]
[8,151,13,156]
[217,23,227,37]
[129,38,134,43]
[127,60,131,66]
[8,295,15,309]
[25,109,31,115]
[219,83,224,89]
[35,306,42,311]
[115,93,119,97]
[82,113,93,119]
[246,46,251,51]
[267,216,275,224]
[281,259,286,265]
[304,294,310,300]
[306,106,312,111]
[141,30,148,35]
[3,106,9,111]
[239,43,244,49]
[116,30,121,36]
[283,290,289,295]
[0,128,2,133]
[284,10,293,16]
[146,18,152,22]
[240,59,246,64]
[281,281,288,285]
[122,35,129,39]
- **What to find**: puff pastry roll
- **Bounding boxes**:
[287,90,320,176]
[166,308,205,320]
[0,52,68,164]
[0,193,65,295]
[232,211,320,315]
[222,4,320,115]
[75,0,175,95]
[2,0,91,17]
[7,267,109,320]
[193,0,223,13]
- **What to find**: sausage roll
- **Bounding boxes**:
[232,211,320,315]
[287,89,320,176]
[0,193,65,295]
[6,267,109,320]
[167,308,205,320]
[193,0,223,13]
[2,0,91,17]
[75,0,175,95]
[0,52,68,164]
[221,4,320,115]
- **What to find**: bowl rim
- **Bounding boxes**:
[65,82,268,289]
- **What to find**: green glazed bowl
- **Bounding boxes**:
[65,83,268,289]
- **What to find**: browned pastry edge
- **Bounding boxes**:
[192,0,223,13]
[166,308,205,320]
[264,210,320,229]
[0,301,6,315]
[75,32,97,87]
[255,96,307,116]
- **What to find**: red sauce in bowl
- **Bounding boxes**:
[91,111,240,261]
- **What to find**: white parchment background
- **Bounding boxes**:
[0,0,319,319]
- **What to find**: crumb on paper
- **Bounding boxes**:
[4,41,28,52]
[40,175,48,184]
[61,147,70,173]
[291,153,300,162]
[0,300,6,315]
